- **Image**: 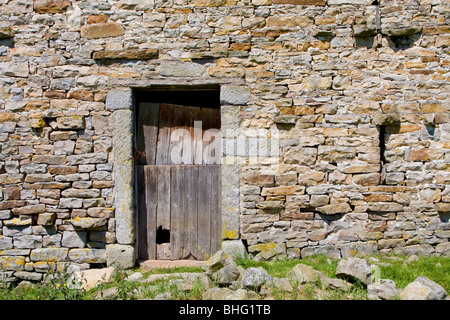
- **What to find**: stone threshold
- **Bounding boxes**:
[138,259,208,270]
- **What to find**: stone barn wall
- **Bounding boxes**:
[0,0,449,281]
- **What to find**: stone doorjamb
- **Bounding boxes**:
[105,81,250,266]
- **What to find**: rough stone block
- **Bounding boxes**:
[287,263,319,284]
[302,76,332,90]
[32,155,66,165]
[29,118,47,129]
[261,185,304,196]
[400,276,447,300]
[243,172,274,187]
[273,0,325,4]
[14,271,43,281]
[266,16,313,28]
[93,48,158,60]
[37,213,56,226]
[353,173,381,186]
[0,256,25,271]
[220,86,251,105]
[0,174,23,185]
[142,12,166,27]
[316,202,352,215]
[11,204,46,215]
[328,0,372,4]
[76,266,117,290]
[68,248,106,264]
[62,231,87,248]
[159,62,206,77]
[106,89,133,110]
[13,235,43,249]
[114,110,135,244]
[298,171,325,185]
[436,35,450,47]
[59,198,83,209]
[0,27,14,39]
[0,236,13,250]
[285,147,317,165]
[368,279,399,300]
[383,26,422,37]
[367,202,403,212]
[66,153,108,165]
[340,241,378,258]
[318,146,355,162]
[76,76,109,90]
[106,244,135,269]
[0,62,29,78]
[34,0,71,13]
[69,217,107,229]
[30,248,68,262]
[87,207,114,218]
[4,218,32,226]
[80,22,125,39]
[336,257,371,285]
[55,116,85,130]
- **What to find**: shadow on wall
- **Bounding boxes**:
[387,32,423,52]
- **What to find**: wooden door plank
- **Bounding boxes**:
[183,106,198,165]
[197,165,212,260]
[136,103,159,165]
[192,107,204,165]
[200,107,220,131]
[156,104,174,165]
[156,165,171,231]
[145,165,158,260]
[170,165,184,260]
[136,165,148,260]
[210,165,222,256]
[184,165,198,259]
[168,104,189,165]
[200,108,221,165]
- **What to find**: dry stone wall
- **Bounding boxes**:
[0,0,449,280]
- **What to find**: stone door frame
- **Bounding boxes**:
[106,81,248,264]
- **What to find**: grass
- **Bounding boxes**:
[235,254,338,278]
[0,254,448,300]
[235,254,450,291]
[376,255,450,291]
[234,254,450,300]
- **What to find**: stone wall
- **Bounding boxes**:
[0,0,449,280]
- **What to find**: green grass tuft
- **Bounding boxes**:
[1,254,448,300]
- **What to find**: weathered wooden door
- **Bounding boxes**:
[135,103,222,261]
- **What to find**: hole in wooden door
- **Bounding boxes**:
[134,86,222,261]
[156,226,170,244]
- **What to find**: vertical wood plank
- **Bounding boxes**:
[136,165,148,260]
[145,165,158,260]
[168,105,185,165]
[197,166,212,259]
[157,166,171,231]
[200,108,221,165]
[136,103,159,165]
[193,107,203,165]
[170,165,184,260]
[156,104,174,165]
[184,106,199,165]
[210,165,222,256]
[184,165,198,259]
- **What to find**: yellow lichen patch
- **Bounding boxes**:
[0,256,25,270]
[223,227,238,239]
[29,117,46,128]
[253,242,277,254]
